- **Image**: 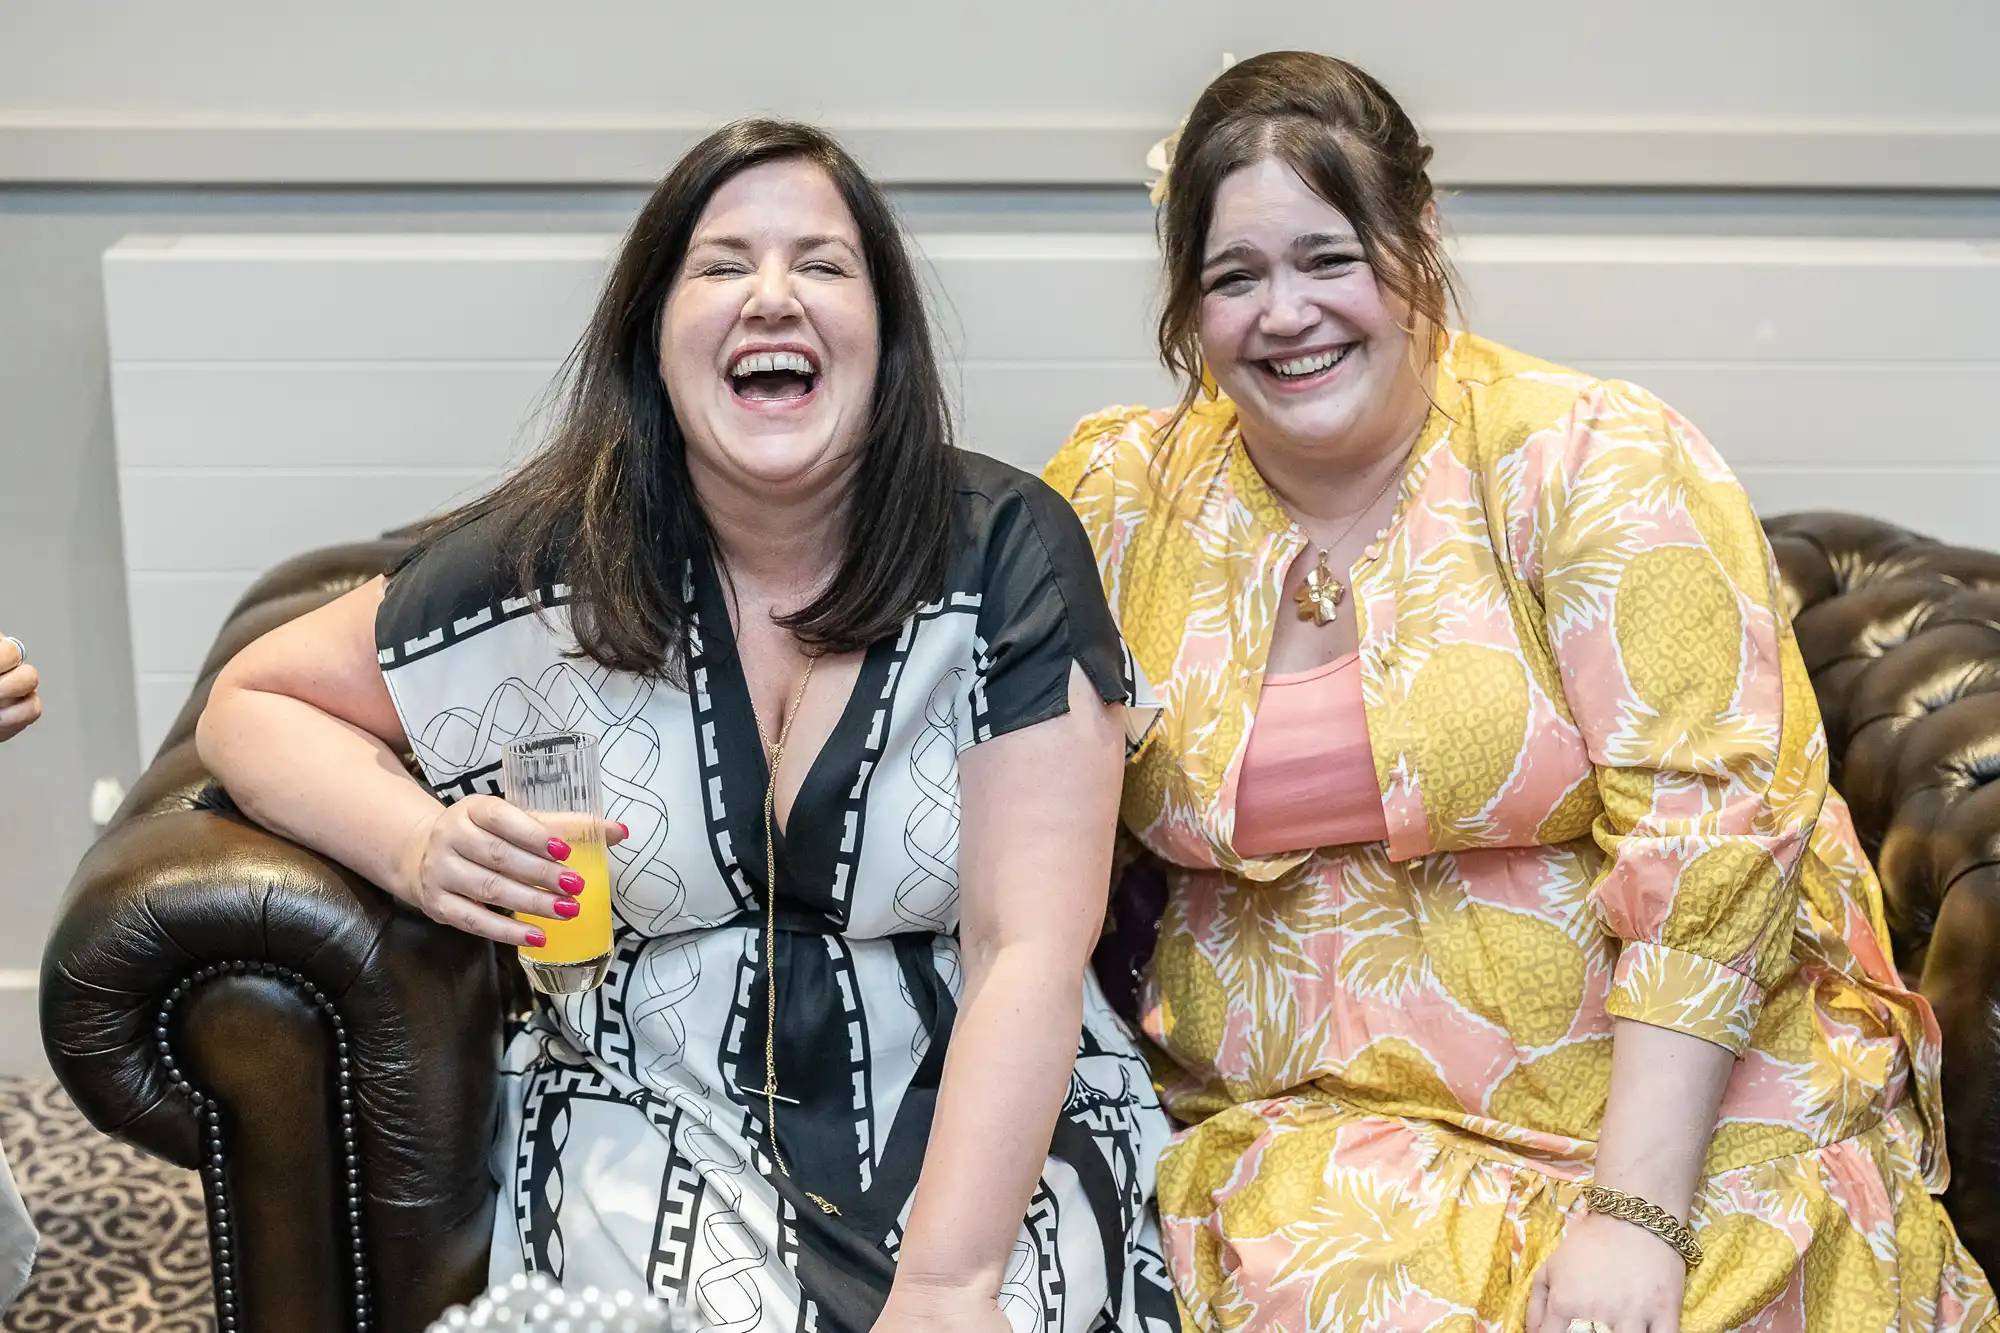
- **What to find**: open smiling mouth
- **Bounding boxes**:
[729,349,819,402]
[1260,345,1353,383]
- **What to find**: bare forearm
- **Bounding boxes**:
[198,685,438,899]
[893,945,1087,1298]
[1593,1017,1735,1220]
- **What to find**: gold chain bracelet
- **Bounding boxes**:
[1579,1184,1702,1268]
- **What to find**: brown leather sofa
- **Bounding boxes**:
[39,513,2000,1333]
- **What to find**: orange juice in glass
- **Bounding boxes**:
[501,732,613,994]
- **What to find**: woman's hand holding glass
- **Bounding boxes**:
[392,793,624,948]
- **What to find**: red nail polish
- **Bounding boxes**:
[558,870,585,894]
[617,822,630,839]
[552,898,580,919]
[547,838,571,861]
[525,928,547,948]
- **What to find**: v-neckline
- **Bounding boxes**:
[763,654,863,846]
[689,550,889,912]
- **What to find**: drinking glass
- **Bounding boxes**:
[501,731,613,994]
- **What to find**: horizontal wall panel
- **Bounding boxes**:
[1572,363,2000,468]
[11,0,2000,193]
[127,573,261,677]
[136,674,197,763]
[1458,237,2000,364]
[939,236,2000,366]
[108,234,2000,368]
[921,236,1158,363]
[9,0,2000,191]
[106,234,1163,366]
[1735,467,1999,550]
[121,469,490,573]
[104,235,612,362]
[953,362,1179,471]
[111,361,561,467]
[105,229,2000,758]
[15,120,2000,191]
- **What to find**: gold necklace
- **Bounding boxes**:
[747,654,841,1216]
[1293,464,1404,627]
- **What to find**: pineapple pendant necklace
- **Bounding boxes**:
[1293,464,1404,627]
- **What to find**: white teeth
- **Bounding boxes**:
[1270,347,1348,378]
[730,350,816,377]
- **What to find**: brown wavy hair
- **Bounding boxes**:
[424,119,955,680]
[1155,51,1459,418]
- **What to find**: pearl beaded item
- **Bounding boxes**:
[425,1272,706,1332]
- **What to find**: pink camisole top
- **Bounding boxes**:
[1232,651,1391,857]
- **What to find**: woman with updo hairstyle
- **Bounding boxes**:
[1047,51,1994,1332]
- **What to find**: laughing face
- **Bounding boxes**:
[661,158,880,498]
[1197,156,1431,467]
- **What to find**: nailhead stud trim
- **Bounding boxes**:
[159,965,371,1331]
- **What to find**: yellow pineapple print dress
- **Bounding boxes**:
[1046,332,1996,1332]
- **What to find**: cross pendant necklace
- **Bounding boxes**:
[746,654,840,1216]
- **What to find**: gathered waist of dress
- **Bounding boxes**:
[1149,844,1932,1182]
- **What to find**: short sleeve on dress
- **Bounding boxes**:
[961,463,1157,754]
[374,508,525,658]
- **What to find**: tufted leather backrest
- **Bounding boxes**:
[1776,513,2000,1273]
[1767,513,2000,977]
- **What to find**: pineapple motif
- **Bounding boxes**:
[1402,643,1530,847]
[1800,1205,1899,1332]
[1420,896,1585,1048]
[1154,900,1233,1071]
[1701,1121,1818,1177]
[1449,375,1584,468]
[1157,1105,1272,1324]
[1216,1113,1338,1240]
[1335,1036,1462,1117]
[1615,545,1741,723]
[1485,1036,1610,1139]
[1678,1212,1800,1332]
[1666,841,1786,976]
[1535,774,1601,845]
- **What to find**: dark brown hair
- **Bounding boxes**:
[434,118,955,678]
[1156,51,1458,415]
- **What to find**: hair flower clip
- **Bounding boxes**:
[1146,53,1236,207]
[1145,130,1180,208]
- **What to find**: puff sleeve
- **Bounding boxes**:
[1527,381,1824,1054]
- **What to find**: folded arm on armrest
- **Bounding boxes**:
[41,765,506,1212]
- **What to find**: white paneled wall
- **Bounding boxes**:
[105,233,2000,759]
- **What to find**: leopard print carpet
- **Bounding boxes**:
[0,1076,212,1332]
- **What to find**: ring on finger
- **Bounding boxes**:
[1566,1321,1611,1333]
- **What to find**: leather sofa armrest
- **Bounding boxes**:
[1921,859,2000,1279]
[41,746,507,1333]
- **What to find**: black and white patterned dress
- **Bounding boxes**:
[374,452,1178,1333]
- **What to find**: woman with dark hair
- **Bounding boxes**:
[1049,52,1994,1333]
[199,120,1178,1333]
